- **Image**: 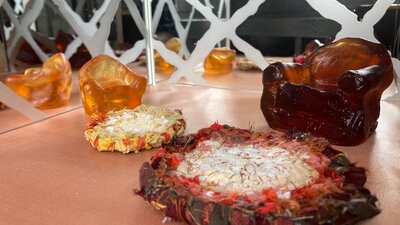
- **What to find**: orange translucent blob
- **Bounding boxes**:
[261,38,394,146]
[165,37,181,53]
[154,37,181,74]
[204,48,236,75]
[5,53,72,109]
[79,55,147,116]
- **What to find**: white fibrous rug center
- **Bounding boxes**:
[175,140,319,194]
[100,111,174,135]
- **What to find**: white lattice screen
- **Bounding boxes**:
[0,0,399,121]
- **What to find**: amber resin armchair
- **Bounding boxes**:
[261,38,393,146]
[5,53,72,109]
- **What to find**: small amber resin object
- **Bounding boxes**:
[204,48,236,75]
[261,38,393,146]
[154,37,181,74]
[79,55,147,116]
[5,53,72,109]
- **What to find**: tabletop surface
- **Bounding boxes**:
[1,71,400,225]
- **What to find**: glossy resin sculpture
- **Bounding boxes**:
[5,53,72,109]
[55,30,91,68]
[261,38,393,146]
[79,55,147,116]
[204,48,236,75]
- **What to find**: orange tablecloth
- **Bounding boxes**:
[1,83,400,225]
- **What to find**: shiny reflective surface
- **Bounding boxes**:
[304,39,323,57]
[0,84,399,225]
[5,53,72,109]
[261,38,394,146]
[79,55,147,116]
[204,48,236,75]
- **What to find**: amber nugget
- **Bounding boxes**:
[5,53,72,109]
[79,55,147,116]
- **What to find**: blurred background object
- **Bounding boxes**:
[0,0,399,132]
[78,54,147,116]
[1,0,400,68]
[355,3,400,58]
[5,53,72,109]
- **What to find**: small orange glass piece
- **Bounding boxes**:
[5,53,72,109]
[204,48,236,75]
[305,38,392,90]
[154,37,181,74]
[79,55,147,116]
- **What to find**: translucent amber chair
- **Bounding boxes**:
[204,48,236,75]
[79,55,147,116]
[154,37,181,74]
[5,53,72,109]
[261,38,393,146]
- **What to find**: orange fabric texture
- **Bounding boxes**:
[0,83,399,225]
